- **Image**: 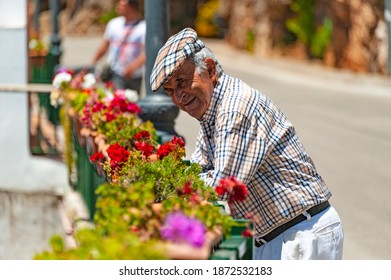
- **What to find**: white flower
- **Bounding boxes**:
[124,89,139,102]
[50,89,60,107]
[82,73,96,89]
[52,72,72,89]
[103,90,114,103]
[29,39,39,49]
[50,89,64,108]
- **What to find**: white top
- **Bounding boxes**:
[104,16,146,78]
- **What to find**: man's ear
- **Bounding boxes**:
[204,58,217,79]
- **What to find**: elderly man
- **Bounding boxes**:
[150,28,344,260]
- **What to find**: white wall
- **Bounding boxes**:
[0,0,70,259]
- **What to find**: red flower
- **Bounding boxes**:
[134,131,151,141]
[104,81,114,89]
[156,136,186,160]
[89,152,105,162]
[108,95,141,115]
[183,181,193,195]
[241,229,253,238]
[231,182,248,202]
[105,111,117,121]
[81,103,93,128]
[91,101,106,113]
[135,141,154,158]
[215,176,249,203]
[176,181,194,197]
[189,193,200,203]
[215,185,226,196]
[126,103,142,114]
[106,143,130,172]
[171,135,185,148]
[156,143,173,160]
[82,88,93,95]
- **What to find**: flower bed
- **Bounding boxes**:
[34,68,253,260]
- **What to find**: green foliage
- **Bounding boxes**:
[246,29,256,53]
[98,8,117,25]
[71,91,90,114]
[94,181,158,236]
[34,229,166,260]
[94,168,234,240]
[310,17,333,58]
[112,154,217,203]
[285,0,333,58]
[97,116,156,147]
[34,167,235,260]
[29,38,47,52]
[59,106,74,176]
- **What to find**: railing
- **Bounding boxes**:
[70,116,107,220]
[29,52,62,158]
[0,83,62,160]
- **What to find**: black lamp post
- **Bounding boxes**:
[49,0,62,65]
[138,0,182,144]
[33,0,40,32]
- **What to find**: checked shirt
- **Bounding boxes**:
[191,73,331,238]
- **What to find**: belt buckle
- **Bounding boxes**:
[302,210,311,221]
[255,238,267,247]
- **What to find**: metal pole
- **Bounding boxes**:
[386,0,391,76]
[144,0,169,93]
[49,0,62,65]
[138,0,182,143]
[33,0,40,32]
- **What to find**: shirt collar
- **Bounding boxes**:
[200,73,230,124]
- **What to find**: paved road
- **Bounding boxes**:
[62,36,391,260]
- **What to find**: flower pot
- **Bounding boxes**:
[164,228,223,260]
[29,50,48,67]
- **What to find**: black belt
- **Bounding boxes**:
[255,201,330,247]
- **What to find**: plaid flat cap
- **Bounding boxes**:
[150,28,205,91]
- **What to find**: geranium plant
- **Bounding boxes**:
[37,69,254,259]
[50,68,146,183]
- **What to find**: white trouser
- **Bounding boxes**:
[253,206,344,260]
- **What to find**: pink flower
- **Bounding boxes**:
[160,211,206,248]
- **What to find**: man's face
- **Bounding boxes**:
[116,0,131,16]
[163,58,217,120]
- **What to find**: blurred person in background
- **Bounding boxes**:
[92,0,146,95]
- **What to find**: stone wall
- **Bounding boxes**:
[31,0,388,74]
[32,0,199,36]
[219,0,388,74]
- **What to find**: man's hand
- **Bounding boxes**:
[123,65,135,79]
